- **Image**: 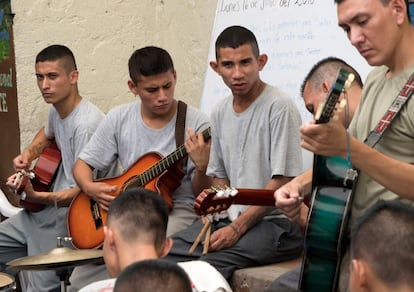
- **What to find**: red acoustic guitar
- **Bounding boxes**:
[13,141,62,212]
[194,187,276,216]
[68,127,211,249]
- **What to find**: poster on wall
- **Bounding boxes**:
[0,0,21,208]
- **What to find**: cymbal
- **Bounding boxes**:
[7,247,103,271]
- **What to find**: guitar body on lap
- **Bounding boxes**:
[299,69,358,292]
[300,156,355,291]
[14,141,61,212]
[67,152,183,249]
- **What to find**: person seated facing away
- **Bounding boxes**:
[79,188,232,292]
[114,259,192,292]
[69,45,211,291]
[349,200,414,292]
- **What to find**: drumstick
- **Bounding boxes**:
[189,220,210,254]
[202,223,211,255]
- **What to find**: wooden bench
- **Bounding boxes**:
[231,258,301,292]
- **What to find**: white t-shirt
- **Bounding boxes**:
[78,261,232,292]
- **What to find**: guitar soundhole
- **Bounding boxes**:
[90,199,103,229]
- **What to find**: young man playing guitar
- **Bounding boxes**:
[166,25,304,281]
[68,46,211,291]
[3,45,104,291]
[275,0,414,291]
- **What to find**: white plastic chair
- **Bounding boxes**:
[0,188,27,292]
[0,188,22,218]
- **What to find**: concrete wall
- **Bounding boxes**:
[11,0,217,148]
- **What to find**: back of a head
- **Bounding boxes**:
[107,188,169,251]
[214,25,260,59]
[114,259,192,292]
[35,44,77,73]
[351,200,414,290]
[300,56,363,98]
[128,46,174,85]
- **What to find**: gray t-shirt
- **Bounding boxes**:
[45,98,105,192]
[207,84,303,219]
[79,100,210,204]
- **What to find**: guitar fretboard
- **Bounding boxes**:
[126,127,211,187]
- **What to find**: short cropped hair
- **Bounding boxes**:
[334,0,412,21]
[35,44,77,73]
[351,200,414,289]
[128,46,174,84]
[300,56,363,98]
[107,188,169,252]
[114,259,192,292]
[214,25,260,59]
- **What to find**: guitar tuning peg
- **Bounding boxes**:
[229,188,238,197]
[344,73,355,90]
[216,190,225,198]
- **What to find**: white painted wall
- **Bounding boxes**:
[11,0,217,148]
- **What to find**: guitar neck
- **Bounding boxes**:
[233,189,275,206]
[140,127,211,184]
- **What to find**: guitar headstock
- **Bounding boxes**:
[194,187,238,216]
[314,69,355,124]
[13,171,34,196]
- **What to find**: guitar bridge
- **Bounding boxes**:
[90,199,103,229]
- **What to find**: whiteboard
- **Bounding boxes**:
[200,0,371,170]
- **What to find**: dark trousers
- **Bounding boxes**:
[166,217,303,281]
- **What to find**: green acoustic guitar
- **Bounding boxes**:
[299,68,358,292]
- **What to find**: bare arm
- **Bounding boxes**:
[14,127,52,171]
[22,183,80,207]
[72,159,117,211]
[185,128,213,195]
[274,168,312,225]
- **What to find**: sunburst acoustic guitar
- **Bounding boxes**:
[68,127,211,249]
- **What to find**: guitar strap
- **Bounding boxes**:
[364,72,414,147]
[175,100,187,171]
[343,72,414,185]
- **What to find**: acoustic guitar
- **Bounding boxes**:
[13,141,62,212]
[68,127,211,249]
[194,186,275,216]
[299,69,358,292]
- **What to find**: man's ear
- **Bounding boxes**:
[351,259,369,290]
[160,238,173,257]
[321,81,331,94]
[257,54,268,71]
[104,226,115,248]
[128,80,138,96]
[209,61,220,74]
[390,0,408,25]
[69,70,79,85]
